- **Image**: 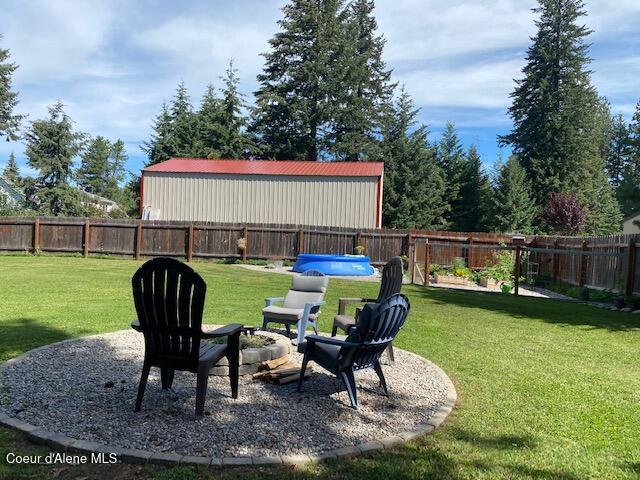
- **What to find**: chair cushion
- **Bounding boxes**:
[333,314,356,332]
[283,290,324,309]
[262,305,318,322]
[291,275,328,293]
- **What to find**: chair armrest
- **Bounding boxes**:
[305,334,360,347]
[131,320,142,332]
[303,300,325,318]
[202,323,244,339]
[338,297,365,315]
[265,297,285,307]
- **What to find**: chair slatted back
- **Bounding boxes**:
[376,257,403,302]
[132,258,206,367]
[339,294,410,370]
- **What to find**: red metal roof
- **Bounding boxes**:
[143,158,384,177]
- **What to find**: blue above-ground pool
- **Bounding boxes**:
[293,254,375,276]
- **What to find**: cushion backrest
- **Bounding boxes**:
[283,275,328,309]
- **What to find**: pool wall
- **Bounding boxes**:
[292,254,375,276]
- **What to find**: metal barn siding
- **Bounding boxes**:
[143,172,381,228]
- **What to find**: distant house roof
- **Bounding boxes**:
[143,158,384,178]
[0,176,24,205]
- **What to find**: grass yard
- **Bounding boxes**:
[0,254,639,479]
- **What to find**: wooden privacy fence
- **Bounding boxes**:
[0,216,638,295]
[0,217,412,266]
[412,233,640,296]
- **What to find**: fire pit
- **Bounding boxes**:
[202,328,291,376]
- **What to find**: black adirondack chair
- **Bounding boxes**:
[298,293,410,408]
[332,256,403,360]
[131,257,243,416]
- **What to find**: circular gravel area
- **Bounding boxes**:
[0,330,455,462]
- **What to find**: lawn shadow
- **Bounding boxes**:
[411,286,640,332]
[0,317,80,362]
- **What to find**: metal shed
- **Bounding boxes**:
[141,158,384,228]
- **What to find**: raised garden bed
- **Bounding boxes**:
[434,273,471,286]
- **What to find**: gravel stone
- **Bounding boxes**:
[0,329,451,459]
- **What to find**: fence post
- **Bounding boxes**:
[33,218,40,254]
[552,239,559,283]
[298,228,304,255]
[467,237,474,269]
[355,231,362,254]
[579,240,588,287]
[408,231,416,283]
[625,238,637,296]
[187,224,194,262]
[242,226,248,263]
[83,219,91,258]
[423,240,430,287]
[135,220,142,261]
[514,244,522,296]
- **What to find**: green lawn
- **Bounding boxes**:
[0,254,639,480]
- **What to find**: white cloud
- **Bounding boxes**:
[0,0,639,172]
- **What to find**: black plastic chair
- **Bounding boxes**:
[332,256,403,361]
[298,293,410,408]
[131,257,243,416]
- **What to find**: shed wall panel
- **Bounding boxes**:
[143,173,379,228]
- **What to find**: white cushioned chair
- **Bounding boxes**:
[262,272,328,345]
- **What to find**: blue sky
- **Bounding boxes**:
[1,0,639,179]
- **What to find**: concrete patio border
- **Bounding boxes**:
[0,336,457,467]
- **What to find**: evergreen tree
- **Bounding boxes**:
[77,136,112,195]
[252,0,348,160]
[498,0,618,232]
[142,102,175,166]
[607,114,631,186]
[216,62,257,158]
[617,101,640,216]
[23,102,86,216]
[380,88,448,229]
[490,155,537,234]
[0,36,24,141]
[453,146,492,231]
[435,122,465,229]
[330,0,394,160]
[3,152,19,184]
[195,84,224,158]
[169,82,199,157]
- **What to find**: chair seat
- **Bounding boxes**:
[333,314,356,332]
[199,341,227,365]
[262,305,318,322]
[311,342,341,373]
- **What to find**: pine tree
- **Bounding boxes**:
[435,122,465,228]
[607,114,631,186]
[216,62,257,158]
[380,88,448,229]
[169,82,198,157]
[453,146,492,231]
[252,0,347,160]
[3,152,19,184]
[330,0,394,160]
[498,0,617,230]
[617,100,640,216]
[77,136,112,195]
[0,36,24,141]
[142,103,175,166]
[490,156,537,234]
[23,102,86,216]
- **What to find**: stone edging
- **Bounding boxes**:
[0,335,457,467]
